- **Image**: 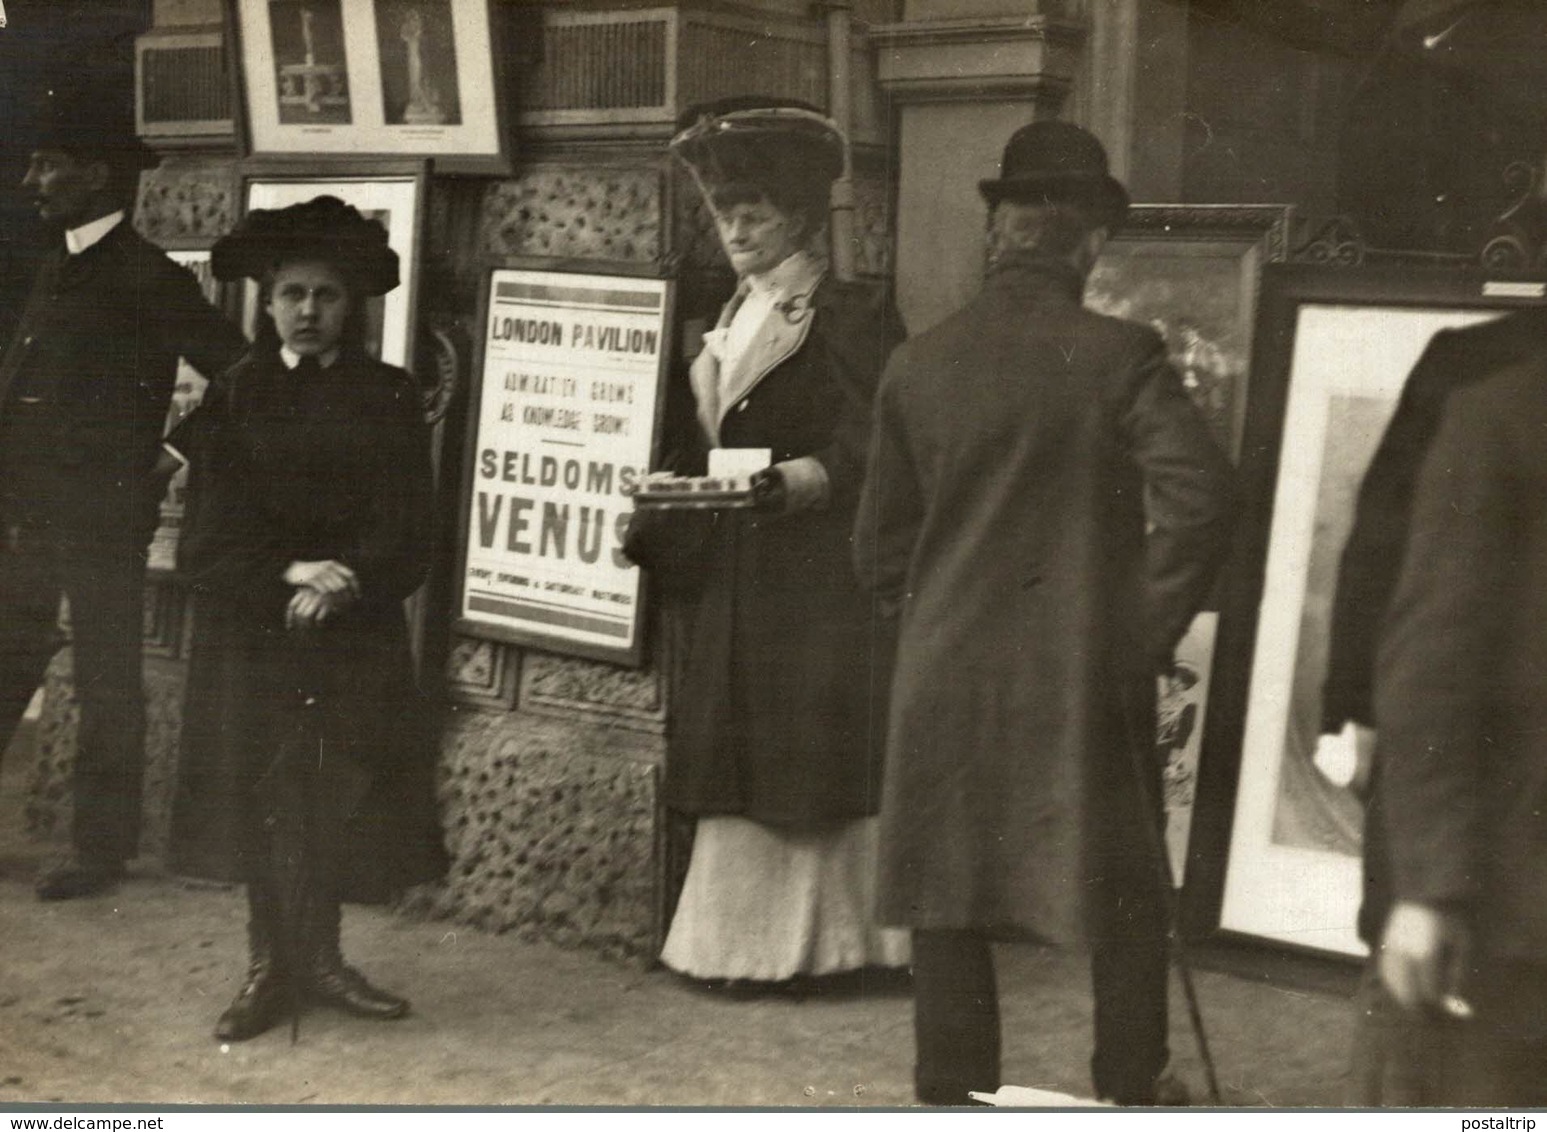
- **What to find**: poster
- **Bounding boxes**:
[456,267,671,665]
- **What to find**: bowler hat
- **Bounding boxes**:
[31,71,159,173]
[979,121,1129,229]
[212,196,400,297]
[670,96,846,200]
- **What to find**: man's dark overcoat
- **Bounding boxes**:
[0,222,246,542]
[168,346,445,903]
[626,276,904,827]
[1375,354,1547,965]
[854,256,1235,944]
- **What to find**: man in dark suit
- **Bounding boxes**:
[1368,348,1547,1106]
[0,77,247,899]
[1314,309,1547,1102]
[854,121,1235,1106]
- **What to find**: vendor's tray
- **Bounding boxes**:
[630,472,756,510]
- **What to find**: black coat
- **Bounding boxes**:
[169,346,445,902]
[1319,308,1547,944]
[1375,353,1547,962]
[854,257,1236,941]
[627,273,905,826]
[0,222,246,542]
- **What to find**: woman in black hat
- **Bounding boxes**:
[626,100,909,987]
[169,196,444,1041]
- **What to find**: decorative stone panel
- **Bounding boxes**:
[134,158,239,245]
[445,634,520,711]
[25,652,186,864]
[480,166,662,264]
[520,651,665,735]
[411,709,663,959]
[675,166,896,281]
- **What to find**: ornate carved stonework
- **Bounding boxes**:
[26,653,186,863]
[1290,216,1367,267]
[672,167,728,272]
[409,709,662,959]
[481,166,662,264]
[134,159,239,245]
[445,634,520,710]
[520,651,665,735]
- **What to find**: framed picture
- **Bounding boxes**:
[1191,264,1547,954]
[227,0,511,173]
[453,260,674,667]
[147,249,227,576]
[1161,611,1218,885]
[1087,204,1293,459]
[239,163,426,371]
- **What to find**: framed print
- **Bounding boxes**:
[1161,611,1218,885]
[239,163,426,370]
[1087,204,1293,459]
[453,261,674,667]
[1194,264,1547,955]
[228,0,510,173]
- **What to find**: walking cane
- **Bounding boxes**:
[1119,678,1224,1105]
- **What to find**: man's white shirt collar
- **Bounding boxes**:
[65,210,125,255]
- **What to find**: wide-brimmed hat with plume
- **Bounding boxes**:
[212,195,400,296]
[670,96,846,212]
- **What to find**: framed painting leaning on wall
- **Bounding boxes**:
[227,0,511,172]
[1198,263,1547,955]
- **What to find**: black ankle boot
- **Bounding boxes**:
[216,885,292,1042]
[303,894,408,1020]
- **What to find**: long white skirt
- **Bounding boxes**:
[660,814,912,981]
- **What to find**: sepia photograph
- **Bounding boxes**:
[4,0,1547,1119]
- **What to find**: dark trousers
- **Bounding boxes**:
[913,874,1171,1105]
[0,521,147,862]
[1350,955,1547,1106]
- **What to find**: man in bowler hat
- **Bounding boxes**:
[854,121,1235,1104]
[0,73,247,899]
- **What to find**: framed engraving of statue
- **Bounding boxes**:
[227,0,511,172]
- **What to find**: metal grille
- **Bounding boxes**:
[141,44,228,127]
[524,18,670,113]
[679,20,825,110]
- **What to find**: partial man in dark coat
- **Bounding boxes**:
[854,121,1236,1106]
[1311,307,1547,1103]
[0,75,247,899]
[1369,349,1547,1106]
